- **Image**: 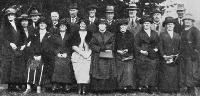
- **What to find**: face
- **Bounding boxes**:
[39,22,47,30]
[177,10,185,18]
[89,9,96,17]
[129,10,137,18]
[59,24,67,32]
[120,24,128,32]
[21,20,29,27]
[153,13,162,22]
[7,14,16,21]
[31,15,40,22]
[166,23,175,31]
[80,21,86,30]
[143,22,151,30]
[106,13,114,20]
[69,9,78,18]
[99,23,106,31]
[51,12,59,21]
[184,19,193,27]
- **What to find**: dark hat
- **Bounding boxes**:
[183,13,195,22]
[152,8,162,14]
[5,7,17,15]
[36,17,48,26]
[69,3,78,9]
[17,14,31,20]
[177,4,186,11]
[57,20,70,28]
[162,17,176,27]
[139,16,153,24]
[98,18,107,25]
[127,2,138,10]
[118,19,128,25]
[30,10,42,16]
[88,4,98,10]
[106,5,114,13]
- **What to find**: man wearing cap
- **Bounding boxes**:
[29,9,41,31]
[115,19,136,92]
[174,4,186,35]
[159,17,181,93]
[179,13,200,95]
[0,6,24,91]
[49,11,60,34]
[105,5,118,34]
[85,4,99,33]
[151,8,164,35]
[126,2,141,36]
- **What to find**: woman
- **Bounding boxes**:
[51,20,74,92]
[90,19,117,93]
[71,19,92,95]
[179,13,200,95]
[23,17,54,93]
[115,20,136,92]
[159,17,181,93]
[0,7,23,91]
[135,16,160,93]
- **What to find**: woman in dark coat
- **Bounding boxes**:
[135,16,160,92]
[90,19,117,92]
[51,20,74,92]
[0,7,24,91]
[159,17,181,93]
[179,13,200,95]
[115,20,136,91]
[23,17,55,93]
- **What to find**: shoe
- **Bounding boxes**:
[52,84,58,92]
[78,84,82,94]
[37,86,42,93]
[82,85,87,95]
[23,89,31,94]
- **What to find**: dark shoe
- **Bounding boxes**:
[64,85,71,93]
[23,89,31,94]
[52,84,58,92]
[82,85,87,95]
[78,84,82,94]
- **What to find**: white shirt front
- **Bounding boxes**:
[24,28,29,38]
[10,21,17,31]
[89,17,95,24]
[168,31,173,39]
[39,30,47,42]
[79,31,88,51]
[144,29,151,37]
[60,32,66,40]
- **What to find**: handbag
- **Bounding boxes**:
[99,51,114,58]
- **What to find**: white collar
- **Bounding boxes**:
[167,30,173,38]
[144,29,151,37]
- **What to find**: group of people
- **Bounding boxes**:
[0,1,200,95]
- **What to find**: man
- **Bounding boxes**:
[86,4,99,33]
[179,13,200,95]
[29,9,41,31]
[105,5,118,34]
[174,4,186,35]
[49,11,60,34]
[151,8,164,35]
[126,1,141,36]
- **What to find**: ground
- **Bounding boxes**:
[0,90,198,96]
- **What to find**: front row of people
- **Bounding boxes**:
[2,12,200,95]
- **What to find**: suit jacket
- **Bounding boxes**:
[106,19,118,34]
[126,17,142,36]
[159,31,181,56]
[62,17,80,33]
[135,29,160,59]
[85,16,99,33]
[174,18,184,35]
[151,21,165,35]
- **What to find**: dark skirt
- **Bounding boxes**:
[136,55,159,87]
[159,61,179,92]
[52,57,74,83]
[116,59,136,89]
[90,77,117,91]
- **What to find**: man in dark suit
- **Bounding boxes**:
[49,11,60,34]
[174,4,186,35]
[29,9,41,31]
[86,4,99,33]
[151,8,164,35]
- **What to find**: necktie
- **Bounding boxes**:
[156,25,159,31]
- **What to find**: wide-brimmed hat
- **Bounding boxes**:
[162,17,176,27]
[98,18,107,25]
[139,16,153,24]
[118,19,128,26]
[106,5,114,13]
[17,14,31,20]
[30,10,42,16]
[127,2,138,10]
[69,3,78,9]
[57,20,70,28]
[152,8,162,14]
[36,17,48,26]
[177,4,186,11]
[182,13,195,22]
[87,4,98,10]
[5,7,17,15]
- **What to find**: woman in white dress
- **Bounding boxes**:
[71,19,92,95]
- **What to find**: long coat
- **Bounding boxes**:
[51,31,74,83]
[135,29,160,87]
[89,31,117,90]
[179,26,200,88]
[30,31,55,85]
[1,19,24,84]
[159,31,181,92]
[115,30,136,89]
